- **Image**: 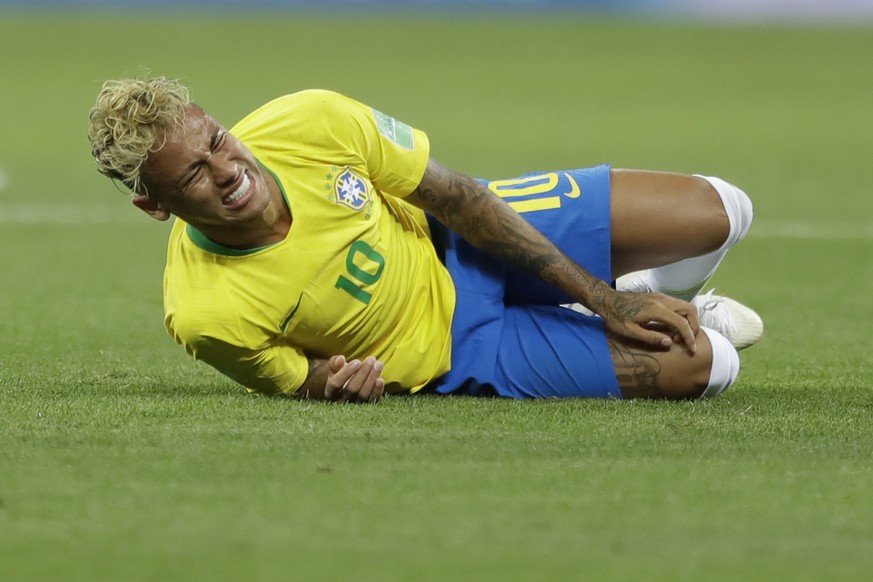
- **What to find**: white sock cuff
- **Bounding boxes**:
[694,175,754,249]
[699,326,740,399]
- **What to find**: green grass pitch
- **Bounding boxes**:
[1,11,872,581]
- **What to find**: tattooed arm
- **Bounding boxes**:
[406,158,698,352]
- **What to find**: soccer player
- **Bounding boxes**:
[87,77,762,404]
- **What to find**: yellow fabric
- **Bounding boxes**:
[163,90,455,396]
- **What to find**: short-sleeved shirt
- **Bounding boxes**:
[163,90,455,396]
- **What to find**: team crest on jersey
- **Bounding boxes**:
[334,168,370,211]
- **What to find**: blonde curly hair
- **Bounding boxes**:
[88,77,192,194]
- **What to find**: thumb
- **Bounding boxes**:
[329,355,346,372]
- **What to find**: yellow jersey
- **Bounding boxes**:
[163,90,455,396]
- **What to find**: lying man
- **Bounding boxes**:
[88,77,762,403]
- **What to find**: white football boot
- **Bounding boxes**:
[692,290,763,351]
[616,272,763,351]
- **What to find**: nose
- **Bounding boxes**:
[211,154,238,187]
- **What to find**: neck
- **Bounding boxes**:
[198,168,291,250]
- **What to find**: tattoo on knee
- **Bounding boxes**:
[608,339,663,398]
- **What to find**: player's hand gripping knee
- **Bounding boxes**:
[324,355,386,404]
[602,290,699,354]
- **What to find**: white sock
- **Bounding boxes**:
[648,176,753,300]
[699,326,740,398]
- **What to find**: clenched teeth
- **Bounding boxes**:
[223,173,251,205]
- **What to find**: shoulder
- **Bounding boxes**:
[232,90,363,132]
[164,281,239,349]
[289,88,356,108]
[164,226,240,347]
[230,91,376,157]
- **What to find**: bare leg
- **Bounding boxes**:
[609,329,714,400]
[610,169,730,278]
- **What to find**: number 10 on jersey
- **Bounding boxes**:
[335,240,385,305]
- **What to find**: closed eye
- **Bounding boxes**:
[180,167,202,192]
[178,129,224,192]
[213,131,227,152]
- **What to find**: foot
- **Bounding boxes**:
[615,271,650,293]
[693,290,764,351]
[617,271,763,350]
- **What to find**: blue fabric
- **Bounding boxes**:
[427,165,621,399]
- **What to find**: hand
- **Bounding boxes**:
[324,355,385,404]
[600,290,700,354]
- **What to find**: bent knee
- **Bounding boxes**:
[698,327,740,398]
[695,175,755,248]
[612,329,739,400]
[659,345,714,400]
[662,328,740,399]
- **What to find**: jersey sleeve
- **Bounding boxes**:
[167,313,310,397]
[312,90,431,198]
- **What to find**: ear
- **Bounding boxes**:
[132,194,171,221]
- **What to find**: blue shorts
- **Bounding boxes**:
[426,165,621,399]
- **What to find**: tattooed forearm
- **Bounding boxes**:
[600,291,650,322]
[410,158,700,349]
[410,159,612,309]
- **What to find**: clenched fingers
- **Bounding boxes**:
[605,292,699,354]
[651,305,697,354]
[325,355,385,403]
[341,356,385,403]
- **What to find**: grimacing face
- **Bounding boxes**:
[136,105,273,231]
